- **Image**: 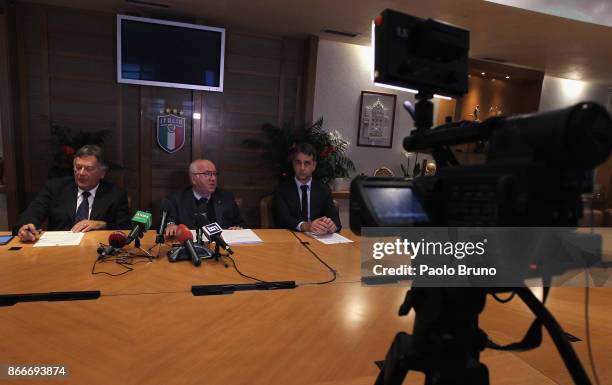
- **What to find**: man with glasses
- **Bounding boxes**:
[162,159,244,237]
[13,145,131,241]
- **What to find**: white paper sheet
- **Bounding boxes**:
[307,232,354,245]
[220,229,263,245]
[33,231,85,247]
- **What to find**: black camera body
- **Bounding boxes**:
[360,9,612,385]
[351,102,612,233]
[351,10,612,233]
[373,9,469,97]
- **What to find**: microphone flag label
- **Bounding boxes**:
[203,223,222,236]
[132,211,153,230]
[157,114,186,154]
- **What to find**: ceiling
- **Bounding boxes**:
[26,0,612,85]
[485,0,612,28]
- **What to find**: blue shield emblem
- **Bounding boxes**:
[157,114,186,154]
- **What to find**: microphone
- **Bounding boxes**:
[97,231,128,256]
[109,231,128,248]
[194,212,210,245]
[202,222,234,255]
[176,224,201,266]
[126,211,153,245]
[156,210,168,244]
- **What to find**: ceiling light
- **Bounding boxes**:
[505,76,510,79]
[323,29,361,38]
[481,72,486,75]
[125,0,169,9]
[373,82,452,100]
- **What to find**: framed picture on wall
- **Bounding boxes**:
[357,91,396,148]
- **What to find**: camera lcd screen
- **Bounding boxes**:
[364,187,429,224]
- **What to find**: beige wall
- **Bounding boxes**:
[538,75,612,204]
[312,39,444,178]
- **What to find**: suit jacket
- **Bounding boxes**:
[160,187,245,229]
[273,178,341,231]
[12,177,131,234]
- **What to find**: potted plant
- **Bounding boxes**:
[243,118,355,186]
[49,123,119,177]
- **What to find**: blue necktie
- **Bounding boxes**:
[198,197,209,213]
[300,185,308,222]
[74,191,91,224]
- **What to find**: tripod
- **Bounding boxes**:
[375,287,592,385]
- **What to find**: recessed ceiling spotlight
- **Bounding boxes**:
[125,0,169,9]
[505,76,510,79]
[322,29,361,38]
[481,72,486,76]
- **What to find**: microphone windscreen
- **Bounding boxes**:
[176,224,194,244]
[108,231,128,248]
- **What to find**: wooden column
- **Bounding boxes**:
[301,35,318,125]
[0,3,24,226]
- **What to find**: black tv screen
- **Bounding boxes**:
[117,15,225,92]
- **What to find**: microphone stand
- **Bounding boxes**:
[192,213,228,267]
[196,227,204,246]
[212,242,228,268]
[194,212,208,246]
[155,211,168,249]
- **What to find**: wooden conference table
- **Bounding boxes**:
[0,229,611,385]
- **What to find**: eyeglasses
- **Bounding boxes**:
[192,171,219,177]
[74,165,99,174]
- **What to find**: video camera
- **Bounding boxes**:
[351,10,612,232]
[353,9,612,385]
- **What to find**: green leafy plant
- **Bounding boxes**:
[243,118,355,185]
[49,122,117,178]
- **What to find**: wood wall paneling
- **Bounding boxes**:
[204,31,306,226]
[452,61,543,165]
[455,59,544,122]
[12,4,308,229]
[147,87,194,216]
[121,85,141,211]
[434,98,457,127]
[192,91,203,160]
[455,76,542,122]
[18,3,120,198]
[15,3,33,209]
[0,4,21,226]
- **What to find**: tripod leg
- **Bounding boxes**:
[516,287,592,385]
[375,332,413,385]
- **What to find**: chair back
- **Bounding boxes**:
[260,195,275,228]
[373,167,394,177]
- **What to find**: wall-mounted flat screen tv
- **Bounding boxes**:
[117,15,225,92]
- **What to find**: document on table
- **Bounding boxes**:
[307,232,354,245]
[33,231,85,247]
[221,229,263,245]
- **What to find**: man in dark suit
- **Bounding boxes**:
[161,159,244,237]
[273,142,340,234]
[13,145,131,241]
